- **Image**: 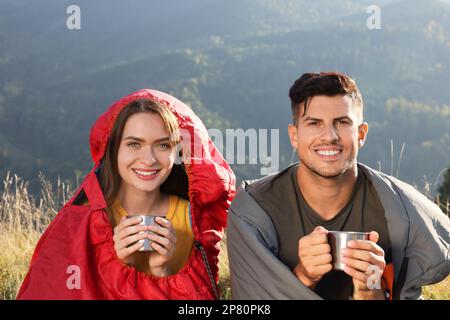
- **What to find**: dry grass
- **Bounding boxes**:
[218,234,231,300]
[0,173,68,300]
[422,276,450,300]
[0,173,448,300]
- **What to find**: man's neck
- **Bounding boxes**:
[296,164,359,221]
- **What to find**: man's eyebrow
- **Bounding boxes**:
[302,117,322,122]
[334,116,353,123]
[302,116,354,123]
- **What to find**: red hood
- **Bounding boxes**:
[17,89,235,300]
[88,88,235,220]
[90,89,234,205]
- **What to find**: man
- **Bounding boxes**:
[227,72,450,300]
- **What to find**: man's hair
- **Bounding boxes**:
[289,72,363,125]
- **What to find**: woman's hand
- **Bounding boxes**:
[147,217,177,277]
[113,216,148,265]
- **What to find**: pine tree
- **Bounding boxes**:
[437,166,450,215]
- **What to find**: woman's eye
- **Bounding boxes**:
[127,142,140,149]
[156,143,171,150]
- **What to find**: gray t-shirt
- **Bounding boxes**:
[248,163,392,300]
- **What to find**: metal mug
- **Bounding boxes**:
[328,231,370,271]
[126,215,166,252]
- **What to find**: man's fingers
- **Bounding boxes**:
[310,253,333,266]
[369,231,379,243]
[300,243,331,257]
[341,257,372,273]
[313,226,329,234]
[343,265,368,283]
[345,240,384,257]
[342,248,386,271]
[313,263,333,276]
[300,232,329,248]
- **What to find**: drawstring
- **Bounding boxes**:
[195,241,220,300]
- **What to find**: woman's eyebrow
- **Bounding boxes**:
[153,137,170,143]
[122,136,170,143]
[122,136,145,142]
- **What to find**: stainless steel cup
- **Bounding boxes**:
[126,215,165,252]
[328,231,370,271]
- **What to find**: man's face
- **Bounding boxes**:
[288,95,368,178]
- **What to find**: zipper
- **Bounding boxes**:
[195,240,220,300]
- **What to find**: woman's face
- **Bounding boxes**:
[117,112,176,195]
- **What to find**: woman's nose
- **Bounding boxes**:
[140,146,157,165]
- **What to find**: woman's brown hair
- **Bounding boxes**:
[97,99,189,206]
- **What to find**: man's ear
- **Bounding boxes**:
[288,123,298,149]
[358,122,369,148]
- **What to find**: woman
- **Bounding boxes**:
[17,89,235,299]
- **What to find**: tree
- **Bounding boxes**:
[437,166,450,215]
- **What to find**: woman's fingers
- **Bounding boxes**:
[148,218,176,240]
[116,231,149,251]
[146,217,176,258]
[114,216,142,234]
[117,241,144,260]
[150,241,171,258]
[114,224,147,244]
[113,216,177,261]
[148,232,176,251]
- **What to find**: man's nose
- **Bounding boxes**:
[320,124,339,142]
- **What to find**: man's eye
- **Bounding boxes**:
[308,122,318,126]
[337,120,349,125]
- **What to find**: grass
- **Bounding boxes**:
[0,172,448,300]
[423,277,450,300]
[0,173,65,300]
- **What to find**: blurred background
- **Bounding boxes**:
[0,0,450,195]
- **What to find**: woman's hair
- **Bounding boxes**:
[97,99,189,206]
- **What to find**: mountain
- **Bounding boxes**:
[0,0,449,194]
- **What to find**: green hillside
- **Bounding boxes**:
[0,0,449,193]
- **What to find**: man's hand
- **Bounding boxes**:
[293,226,332,288]
[341,231,386,300]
